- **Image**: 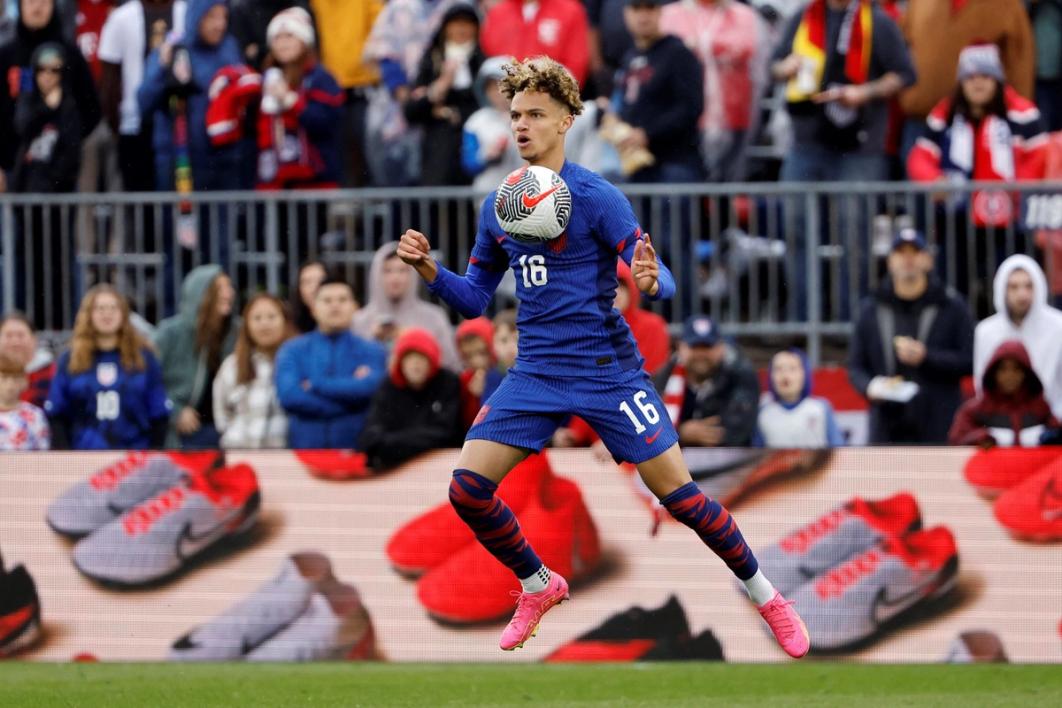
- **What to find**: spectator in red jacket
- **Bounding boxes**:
[456,316,505,430]
[616,261,669,375]
[480,0,590,88]
[949,340,1062,447]
[0,312,55,409]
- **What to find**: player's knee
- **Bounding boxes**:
[448,469,493,518]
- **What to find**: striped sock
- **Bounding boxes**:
[448,469,543,580]
[661,482,760,581]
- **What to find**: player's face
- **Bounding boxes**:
[771,352,805,403]
[247,299,287,351]
[0,372,27,406]
[1005,269,1034,321]
[0,320,36,367]
[994,357,1025,396]
[459,336,491,370]
[400,351,432,390]
[493,325,517,368]
[313,284,357,332]
[382,256,413,301]
[510,90,573,164]
[90,293,124,337]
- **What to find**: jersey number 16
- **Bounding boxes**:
[518,255,548,288]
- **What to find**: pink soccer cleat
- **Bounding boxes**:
[758,591,810,658]
[499,572,570,651]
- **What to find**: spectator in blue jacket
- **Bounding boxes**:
[45,284,172,449]
[276,276,386,449]
[137,0,243,192]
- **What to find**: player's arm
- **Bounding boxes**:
[622,233,675,301]
[595,182,675,300]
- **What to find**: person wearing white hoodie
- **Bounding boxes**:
[974,255,1062,418]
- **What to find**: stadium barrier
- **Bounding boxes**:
[1,181,1061,363]
[2,447,1059,663]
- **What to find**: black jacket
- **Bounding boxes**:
[0,9,100,171]
[10,88,82,192]
[848,277,974,444]
[358,370,464,470]
[653,347,760,447]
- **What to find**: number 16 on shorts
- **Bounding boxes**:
[619,391,660,434]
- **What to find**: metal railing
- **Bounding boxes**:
[2,181,1060,364]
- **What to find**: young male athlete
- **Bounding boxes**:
[397,57,809,658]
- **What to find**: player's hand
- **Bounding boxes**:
[632,233,660,297]
[398,229,438,282]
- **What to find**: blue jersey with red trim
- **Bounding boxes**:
[427,160,674,378]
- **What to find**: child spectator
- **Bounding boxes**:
[755,349,844,448]
[154,265,238,449]
[358,327,463,470]
[0,312,55,408]
[254,7,343,190]
[290,259,328,334]
[276,276,386,449]
[230,0,312,69]
[456,316,504,430]
[616,261,669,375]
[949,340,1062,447]
[46,285,171,450]
[492,308,518,373]
[462,55,522,192]
[0,354,50,451]
[213,294,294,449]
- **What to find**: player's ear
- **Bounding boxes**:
[558,111,575,135]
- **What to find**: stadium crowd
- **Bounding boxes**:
[1,0,1062,456]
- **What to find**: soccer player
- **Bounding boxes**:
[397,57,810,658]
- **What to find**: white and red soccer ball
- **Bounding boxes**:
[494,165,572,242]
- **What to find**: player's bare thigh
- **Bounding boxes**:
[456,438,530,484]
[635,443,694,499]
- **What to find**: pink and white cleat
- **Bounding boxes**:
[758,591,810,658]
[499,572,570,651]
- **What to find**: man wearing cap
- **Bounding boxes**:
[848,229,974,443]
[654,315,760,447]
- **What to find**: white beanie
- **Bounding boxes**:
[957,43,1005,83]
[267,7,315,48]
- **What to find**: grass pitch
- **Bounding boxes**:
[1,662,1059,707]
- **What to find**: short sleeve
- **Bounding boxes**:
[469,194,509,273]
[593,182,642,254]
[97,7,127,65]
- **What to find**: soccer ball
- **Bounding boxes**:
[494,165,572,242]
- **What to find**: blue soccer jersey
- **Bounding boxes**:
[427,161,675,378]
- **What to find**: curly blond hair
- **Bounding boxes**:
[499,56,584,116]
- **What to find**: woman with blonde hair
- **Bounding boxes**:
[45,285,171,449]
[213,294,294,449]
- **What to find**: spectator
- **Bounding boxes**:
[309,0,382,186]
[974,254,1062,418]
[462,56,522,192]
[1028,0,1062,131]
[254,6,343,190]
[98,0,186,192]
[230,0,310,69]
[755,348,843,448]
[616,261,670,375]
[455,316,504,430]
[352,242,459,370]
[949,340,1062,447]
[654,314,759,447]
[154,264,238,449]
[290,259,328,334]
[138,0,243,192]
[276,276,387,449]
[900,0,1035,152]
[611,0,704,185]
[492,307,518,373]
[45,284,171,450]
[358,327,463,469]
[213,293,293,449]
[481,0,589,88]
[0,353,50,450]
[585,0,633,97]
[0,0,101,192]
[404,4,484,186]
[0,312,54,408]
[660,0,769,182]
[848,229,974,444]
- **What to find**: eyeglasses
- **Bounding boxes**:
[35,66,63,75]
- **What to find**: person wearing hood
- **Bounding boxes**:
[848,228,975,444]
[276,276,387,449]
[404,3,485,186]
[0,0,100,190]
[974,254,1062,419]
[137,0,244,192]
[462,55,522,192]
[351,242,459,371]
[755,348,844,448]
[153,264,239,448]
[358,327,463,470]
[0,312,55,409]
[455,316,505,430]
[949,340,1062,447]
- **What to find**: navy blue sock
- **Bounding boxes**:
[661,482,759,580]
[449,469,542,579]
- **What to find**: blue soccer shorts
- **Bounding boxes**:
[466,367,679,464]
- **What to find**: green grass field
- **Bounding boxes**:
[1,663,1060,707]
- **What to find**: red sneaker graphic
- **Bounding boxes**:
[994,458,1062,541]
[295,450,371,481]
[962,448,1061,498]
[416,475,601,624]
[386,453,553,578]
